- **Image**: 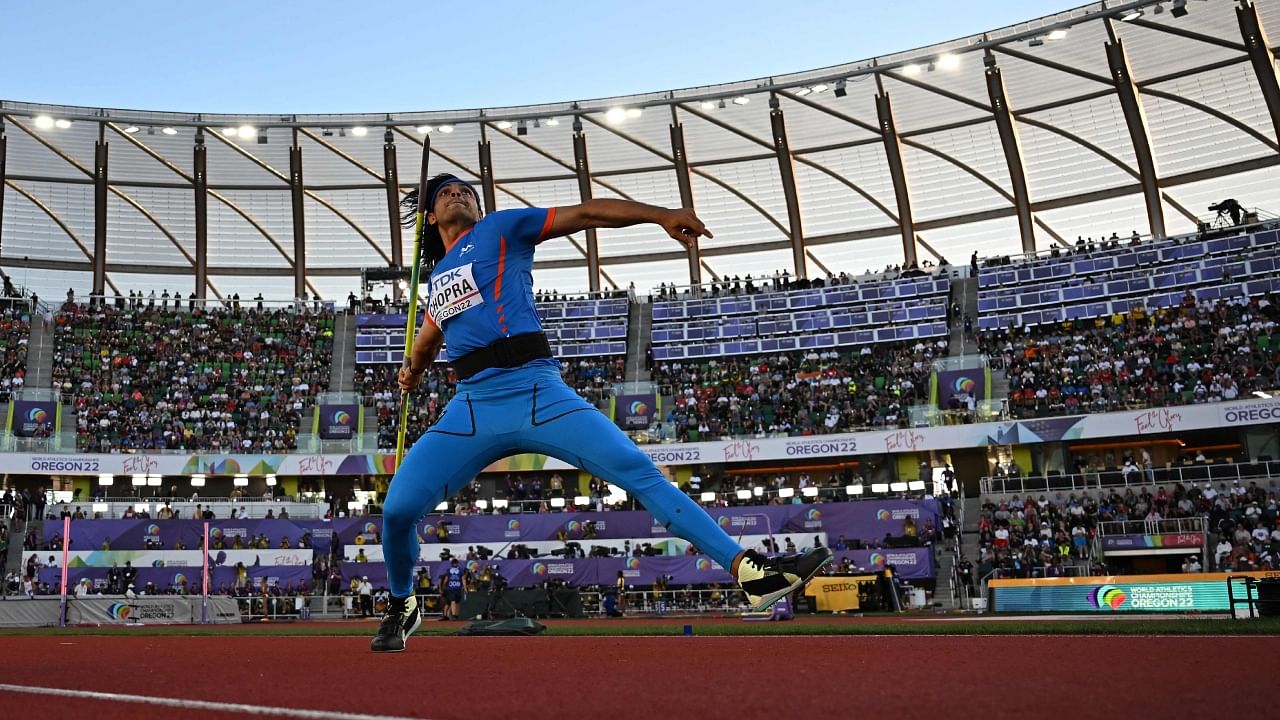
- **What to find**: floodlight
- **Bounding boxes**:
[495,120,512,130]
[34,116,54,129]
[352,126,368,137]
[98,474,114,487]
[550,497,566,508]
[573,496,590,506]
[890,482,909,492]
[606,108,626,123]
[846,484,864,496]
[700,492,716,502]
[778,487,795,498]
[190,474,206,487]
[731,96,750,105]
[736,489,751,500]
[237,125,255,139]
[161,127,177,136]
[801,486,819,497]
[871,483,890,494]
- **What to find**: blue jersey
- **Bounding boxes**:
[445,565,465,589]
[425,207,559,381]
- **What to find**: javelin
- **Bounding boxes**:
[395,135,431,470]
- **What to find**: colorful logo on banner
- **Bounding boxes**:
[717,516,731,528]
[627,558,641,570]
[532,562,548,576]
[319,403,358,440]
[173,573,188,587]
[566,520,581,534]
[12,400,55,437]
[695,559,712,571]
[209,528,224,541]
[614,393,658,430]
[933,368,989,410]
[107,603,132,620]
[507,519,521,531]
[1090,585,1129,610]
[953,377,976,394]
[363,522,378,535]
[466,561,480,574]
[146,524,160,536]
[807,509,822,522]
[876,509,891,521]
[869,553,887,568]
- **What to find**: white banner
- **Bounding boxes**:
[2,397,1275,475]
[57,549,313,568]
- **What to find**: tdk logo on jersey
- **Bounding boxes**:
[460,243,474,256]
[429,263,484,323]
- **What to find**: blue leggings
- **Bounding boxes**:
[381,364,743,598]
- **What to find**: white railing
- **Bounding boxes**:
[980,461,1280,496]
[1096,517,1206,536]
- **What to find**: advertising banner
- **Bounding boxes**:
[11,400,55,437]
[3,396,1280,474]
[989,573,1267,612]
[39,565,313,594]
[317,403,359,440]
[0,596,241,627]
[932,367,991,410]
[613,393,658,430]
[45,519,335,555]
[1100,533,1204,552]
[805,574,879,612]
[55,549,313,568]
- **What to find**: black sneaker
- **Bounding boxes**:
[734,547,833,611]
[370,595,421,653]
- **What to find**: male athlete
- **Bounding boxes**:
[372,174,831,652]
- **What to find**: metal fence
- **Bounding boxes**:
[1096,517,1206,537]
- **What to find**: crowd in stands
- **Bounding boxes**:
[650,340,947,441]
[974,475,1280,585]
[358,356,625,449]
[982,294,1280,419]
[52,301,335,452]
[0,302,30,404]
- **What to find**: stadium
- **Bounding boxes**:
[1,0,1279,717]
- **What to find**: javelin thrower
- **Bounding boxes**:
[374,174,831,652]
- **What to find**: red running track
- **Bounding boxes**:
[0,635,1276,720]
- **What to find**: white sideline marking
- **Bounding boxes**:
[0,683,427,720]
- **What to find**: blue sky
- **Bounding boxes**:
[2,0,1075,113]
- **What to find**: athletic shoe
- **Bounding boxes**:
[734,547,833,611]
[370,595,421,653]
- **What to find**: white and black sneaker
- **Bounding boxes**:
[370,595,422,653]
[735,547,834,611]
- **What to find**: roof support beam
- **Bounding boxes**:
[985,56,1036,253]
[874,82,917,268]
[194,132,209,299]
[383,131,404,271]
[477,125,498,215]
[768,97,807,280]
[571,120,601,293]
[0,131,6,262]
[1105,30,1166,239]
[668,112,701,288]
[93,124,108,298]
[1237,0,1280,146]
[289,131,307,302]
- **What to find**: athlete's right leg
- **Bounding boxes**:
[381,400,507,600]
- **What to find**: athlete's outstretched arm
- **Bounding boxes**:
[398,319,444,391]
[547,199,713,246]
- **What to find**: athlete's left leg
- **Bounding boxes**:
[517,384,743,571]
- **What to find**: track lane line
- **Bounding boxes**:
[0,683,428,720]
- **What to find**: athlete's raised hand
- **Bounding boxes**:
[660,208,713,247]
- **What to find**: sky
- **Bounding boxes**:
[0,0,1077,115]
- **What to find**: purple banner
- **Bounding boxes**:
[934,368,989,411]
[318,403,358,440]
[337,547,933,589]
[614,393,657,430]
[331,500,940,547]
[12,400,55,437]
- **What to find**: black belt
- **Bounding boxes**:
[451,332,552,380]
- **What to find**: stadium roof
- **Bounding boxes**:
[2,0,1278,301]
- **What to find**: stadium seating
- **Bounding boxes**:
[976,229,1279,332]
[651,340,948,439]
[650,271,949,361]
[354,294,629,365]
[0,303,30,404]
[981,295,1280,419]
[51,302,335,452]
